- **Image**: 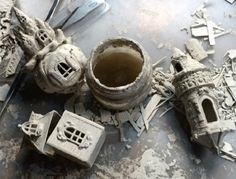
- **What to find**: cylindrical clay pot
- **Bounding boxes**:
[86,38,152,110]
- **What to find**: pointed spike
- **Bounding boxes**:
[172,48,186,60]
[13,7,37,34]
[13,7,28,24]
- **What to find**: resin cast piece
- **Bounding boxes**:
[13,8,87,93]
[171,48,235,153]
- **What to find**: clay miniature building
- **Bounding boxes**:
[47,110,106,167]
[13,8,87,94]
[18,110,61,156]
[171,48,236,153]
[19,110,105,167]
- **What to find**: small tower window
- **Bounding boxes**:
[36,30,52,46]
[38,31,48,41]
[202,99,218,123]
[21,121,40,136]
[64,126,86,146]
[57,62,74,78]
[175,62,183,72]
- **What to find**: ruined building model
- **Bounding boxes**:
[13,8,87,93]
[86,38,152,110]
[171,48,236,153]
[19,110,106,168]
[0,0,22,77]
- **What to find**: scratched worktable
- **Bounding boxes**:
[1,0,236,178]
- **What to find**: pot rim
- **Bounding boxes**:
[87,37,149,91]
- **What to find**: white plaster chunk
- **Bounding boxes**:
[226,49,236,60]
[0,84,10,101]
[140,104,149,130]
[191,26,208,37]
[185,38,208,61]
[115,111,130,124]
[125,144,132,150]
[220,142,236,162]
[206,20,215,45]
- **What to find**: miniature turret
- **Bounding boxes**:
[171,48,235,153]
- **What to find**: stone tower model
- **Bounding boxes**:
[171,48,235,153]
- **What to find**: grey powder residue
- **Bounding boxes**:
[130,149,185,179]
[0,138,21,168]
[93,149,186,179]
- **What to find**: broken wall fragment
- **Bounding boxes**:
[185,38,208,61]
[190,4,231,47]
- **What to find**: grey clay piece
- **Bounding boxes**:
[18,110,61,156]
[13,8,87,93]
[19,110,106,168]
[171,48,236,153]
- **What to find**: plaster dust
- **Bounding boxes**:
[93,149,186,179]
[7,104,20,119]
[93,47,143,87]
[0,138,21,168]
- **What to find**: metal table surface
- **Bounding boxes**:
[1,0,236,178]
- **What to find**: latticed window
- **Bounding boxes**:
[57,62,74,78]
[64,126,86,146]
[21,121,40,136]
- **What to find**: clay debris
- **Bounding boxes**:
[190,2,231,46]
[185,38,208,61]
[64,62,175,139]
[65,94,162,138]
[210,52,236,161]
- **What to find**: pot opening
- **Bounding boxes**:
[93,47,144,87]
